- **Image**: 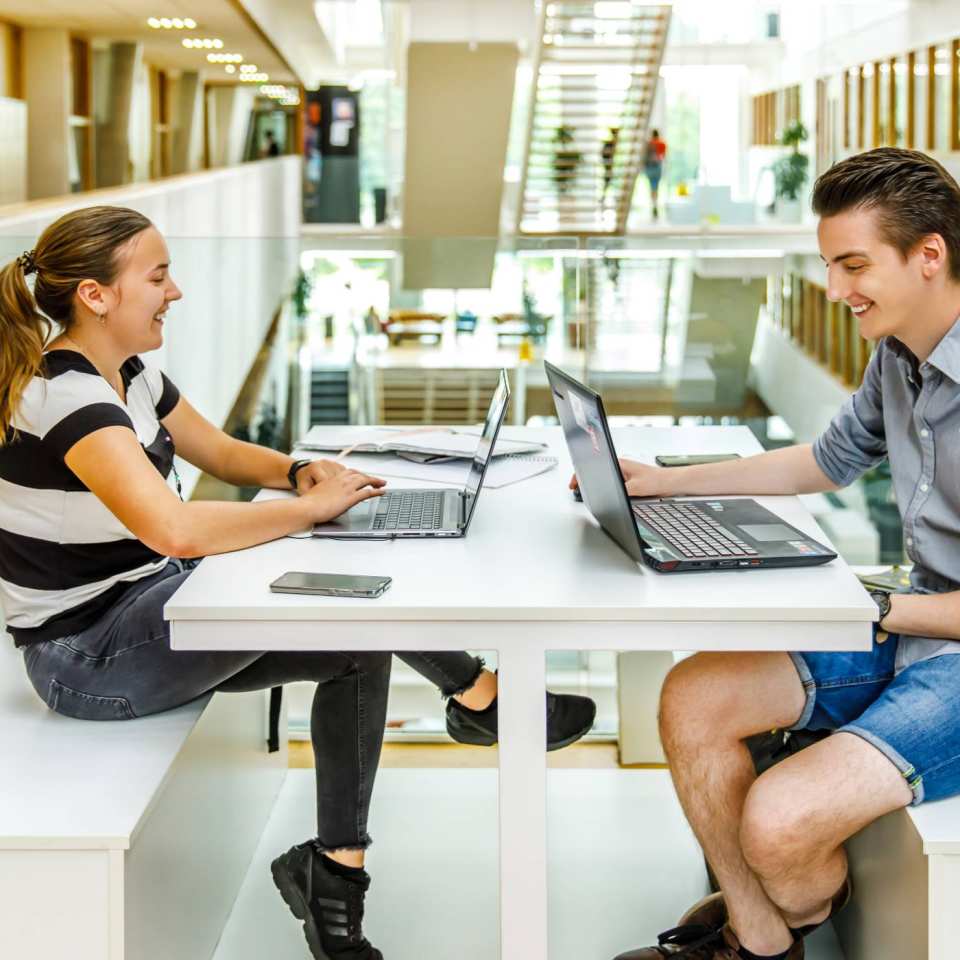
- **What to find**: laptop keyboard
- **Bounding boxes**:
[373,490,446,530]
[632,502,760,560]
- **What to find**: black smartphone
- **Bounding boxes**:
[654,454,742,468]
[270,572,392,598]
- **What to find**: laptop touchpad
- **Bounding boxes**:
[738,523,796,542]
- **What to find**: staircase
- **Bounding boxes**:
[517,1,672,235]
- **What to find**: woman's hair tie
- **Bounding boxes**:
[16,250,37,276]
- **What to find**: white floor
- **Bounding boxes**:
[212,769,845,960]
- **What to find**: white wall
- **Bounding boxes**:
[0,156,303,495]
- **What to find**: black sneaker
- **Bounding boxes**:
[271,840,382,960]
[446,690,596,751]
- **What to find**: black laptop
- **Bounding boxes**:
[545,362,837,573]
[312,369,509,539]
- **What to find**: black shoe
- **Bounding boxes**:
[446,690,596,751]
[271,840,383,959]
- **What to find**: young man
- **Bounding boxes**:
[611,147,960,960]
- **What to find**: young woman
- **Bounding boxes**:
[0,205,595,960]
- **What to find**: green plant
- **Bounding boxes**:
[291,268,312,319]
[772,120,809,203]
[552,125,582,194]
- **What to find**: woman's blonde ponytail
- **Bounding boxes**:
[0,256,50,445]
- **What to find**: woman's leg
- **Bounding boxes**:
[397,651,491,704]
[218,650,392,859]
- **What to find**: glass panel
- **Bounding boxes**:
[862,62,874,148]
[847,67,859,150]
[877,61,890,145]
[935,43,951,151]
[894,58,908,146]
[914,52,929,149]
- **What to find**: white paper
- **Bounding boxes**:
[332,453,559,490]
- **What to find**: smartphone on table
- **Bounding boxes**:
[654,453,742,468]
[270,572,392,598]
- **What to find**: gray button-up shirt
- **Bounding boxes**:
[812,319,960,671]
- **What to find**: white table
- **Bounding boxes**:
[165,425,875,960]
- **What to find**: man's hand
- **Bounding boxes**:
[569,457,666,498]
[295,458,347,492]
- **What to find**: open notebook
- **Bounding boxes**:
[297,426,546,460]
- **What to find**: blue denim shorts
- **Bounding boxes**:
[790,628,960,805]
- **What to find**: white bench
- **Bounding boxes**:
[834,795,960,960]
[0,640,286,960]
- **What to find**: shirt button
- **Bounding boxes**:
[920,429,930,438]
[906,536,914,546]
[921,483,929,492]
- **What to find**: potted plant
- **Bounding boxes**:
[552,125,582,194]
[772,120,809,221]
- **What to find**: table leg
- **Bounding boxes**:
[497,643,548,960]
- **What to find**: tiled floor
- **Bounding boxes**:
[213,768,845,960]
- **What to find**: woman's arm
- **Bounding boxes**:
[65,426,384,557]
[160,395,304,489]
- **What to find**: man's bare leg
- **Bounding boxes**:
[658,652,806,955]
[659,652,913,955]
[740,730,912,927]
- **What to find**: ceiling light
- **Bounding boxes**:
[240,64,257,73]
[213,39,223,48]
[225,65,236,74]
[184,18,196,29]
[147,17,161,28]
[172,18,183,28]
[159,18,172,29]
[182,38,194,48]
[206,53,217,62]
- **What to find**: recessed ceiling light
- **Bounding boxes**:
[225,64,236,74]
[147,17,161,28]
[172,18,183,28]
[159,18,172,28]
[182,38,194,48]
[184,18,196,29]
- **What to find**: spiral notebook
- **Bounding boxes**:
[309,451,559,489]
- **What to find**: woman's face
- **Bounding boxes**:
[92,227,182,354]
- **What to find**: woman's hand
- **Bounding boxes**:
[295,458,347,491]
[569,457,667,499]
[301,469,387,523]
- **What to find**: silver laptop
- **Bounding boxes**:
[312,370,510,539]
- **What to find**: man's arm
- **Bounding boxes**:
[606,443,841,498]
[882,591,960,641]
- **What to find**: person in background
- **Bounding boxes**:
[264,129,281,157]
[602,126,621,201]
[644,128,667,220]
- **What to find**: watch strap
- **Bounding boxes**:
[287,458,311,490]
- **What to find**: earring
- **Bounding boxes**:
[97,310,107,326]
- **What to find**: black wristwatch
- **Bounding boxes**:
[287,458,311,490]
[870,589,892,627]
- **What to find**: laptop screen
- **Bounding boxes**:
[544,362,646,563]
[461,369,510,531]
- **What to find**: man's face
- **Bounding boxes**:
[817,207,932,342]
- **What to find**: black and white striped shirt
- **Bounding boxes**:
[0,350,180,647]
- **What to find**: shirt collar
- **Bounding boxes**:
[887,315,960,383]
[923,314,960,383]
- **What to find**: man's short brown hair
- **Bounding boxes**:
[812,147,960,281]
